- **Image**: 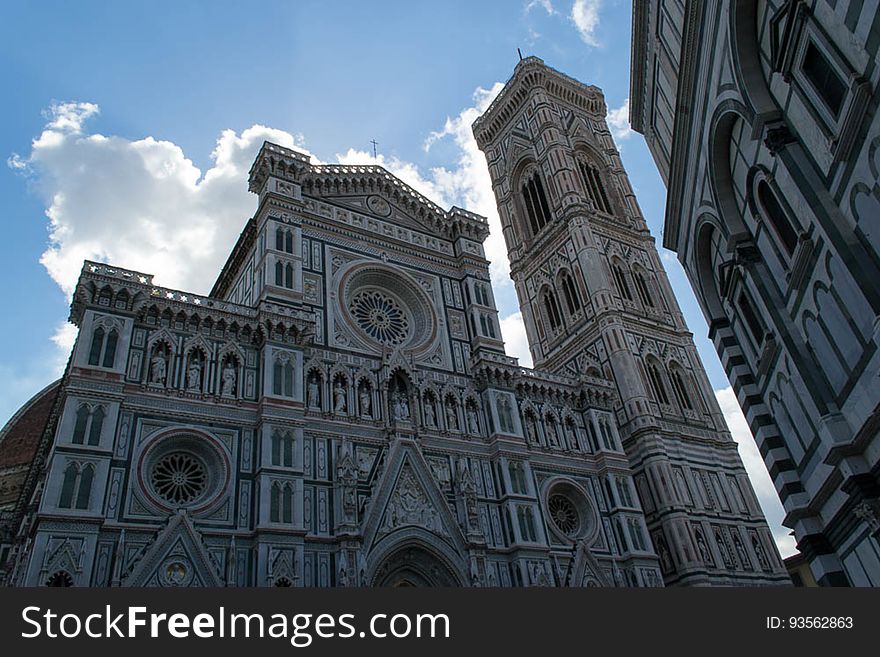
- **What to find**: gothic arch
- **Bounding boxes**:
[729,0,781,121]
[708,103,755,242]
[693,217,729,322]
[367,535,467,587]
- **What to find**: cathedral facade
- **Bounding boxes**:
[2,59,788,587]
[631,1,880,586]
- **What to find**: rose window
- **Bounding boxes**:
[151,452,208,505]
[349,290,411,346]
[548,493,580,536]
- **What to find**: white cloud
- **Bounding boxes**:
[10,102,311,297]
[607,98,633,144]
[715,387,798,558]
[500,312,533,368]
[423,82,508,285]
[571,0,603,47]
[525,0,557,15]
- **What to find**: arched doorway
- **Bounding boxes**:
[372,545,462,587]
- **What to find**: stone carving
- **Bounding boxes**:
[221,361,236,397]
[466,405,479,434]
[149,350,167,385]
[424,397,436,427]
[307,374,321,410]
[186,356,202,392]
[380,466,445,536]
[497,394,514,433]
[334,380,347,413]
[751,534,770,571]
[694,528,711,565]
[392,391,410,421]
[445,401,458,431]
[358,384,372,418]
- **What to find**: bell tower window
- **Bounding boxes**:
[521,171,552,236]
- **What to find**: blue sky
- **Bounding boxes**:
[0,0,796,556]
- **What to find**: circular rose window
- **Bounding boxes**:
[544,480,598,543]
[349,290,411,346]
[338,263,437,353]
[151,452,208,505]
[138,431,229,513]
[548,494,580,536]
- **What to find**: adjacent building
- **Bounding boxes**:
[631,0,880,585]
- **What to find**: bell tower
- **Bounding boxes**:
[473,58,789,585]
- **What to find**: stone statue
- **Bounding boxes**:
[393,391,409,420]
[334,380,347,413]
[467,406,479,434]
[221,361,236,397]
[150,351,167,385]
[308,376,320,410]
[187,358,201,392]
[445,402,458,430]
[359,385,371,418]
[424,399,436,427]
[657,536,673,573]
[498,395,516,433]
[695,530,711,564]
[752,535,770,570]
[733,534,750,569]
[526,417,538,444]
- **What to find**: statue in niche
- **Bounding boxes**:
[446,401,458,430]
[715,530,733,567]
[752,535,770,570]
[334,379,347,413]
[497,394,514,433]
[466,405,479,434]
[525,415,538,444]
[733,534,750,569]
[656,536,673,573]
[307,374,321,410]
[358,384,372,418]
[221,360,236,397]
[392,391,410,421]
[186,355,202,392]
[149,349,167,385]
[694,529,712,565]
[424,398,436,427]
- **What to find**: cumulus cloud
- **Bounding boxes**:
[607,98,633,144]
[10,101,311,296]
[715,387,798,558]
[571,0,603,47]
[500,312,533,367]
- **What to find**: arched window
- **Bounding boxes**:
[276,226,285,251]
[481,313,497,339]
[542,289,564,332]
[611,259,633,302]
[87,407,104,446]
[275,261,284,286]
[577,159,613,214]
[102,329,118,368]
[271,432,282,465]
[59,463,78,508]
[285,230,293,254]
[633,267,655,308]
[75,465,94,509]
[283,433,294,467]
[284,263,294,288]
[521,170,552,236]
[559,271,582,314]
[270,482,281,522]
[72,405,90,445]
[668,363,694,411]
[646,359,670,405]
[88,326,104,366]
[757,180,798,256]
[282,483,294,524]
